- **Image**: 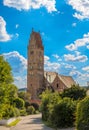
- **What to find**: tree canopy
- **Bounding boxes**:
[0,56,18,119]
[0,56,13,84]
[60,84,86,100]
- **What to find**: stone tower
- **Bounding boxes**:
[27,30,44,100]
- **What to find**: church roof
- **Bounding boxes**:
[44,71,76,88]
[31,30,44,50]
[59,75,76,88]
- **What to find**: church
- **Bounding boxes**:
[27,30,76,100]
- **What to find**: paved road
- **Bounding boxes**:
[11,114,52,130]
[0,114,75,130]
[0,126,10,130]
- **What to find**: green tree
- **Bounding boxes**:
[48,98,76,128]
[0,56,13,84]
[41,89,77,128]
[76,97,89,130]
[0,56,18,119]
[60,84,86,100]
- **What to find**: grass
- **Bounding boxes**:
[7,118,21,127]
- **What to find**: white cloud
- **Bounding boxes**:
[65,32,89,51]
[64,64,76,69]
[14,76,27,88]
[64,54,88,62]
[70,70,81,77]
[68,0,89,20]
[44,55,50,62]
[3,51,27,88]
[52,54,59,59]
[69,69,89,86]
[0,16,11,42]
[3,51,27,72]
[52,54,62,61]
[3,0,57,13]
[75,51,81,56]
[72,22,77,27]
[82,66,89,72]
[44,55,60,72]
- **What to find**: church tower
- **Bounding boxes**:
[27,30,44,100]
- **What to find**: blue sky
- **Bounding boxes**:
[0,0,89,88]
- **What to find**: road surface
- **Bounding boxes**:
[0,114,75,130]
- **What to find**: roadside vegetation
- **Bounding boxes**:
[0,56,39,120]
[40,85,88,129]
[1,55,89,130]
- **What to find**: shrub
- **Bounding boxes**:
[14,107,20,117]
[26,106,35,115]
[2,105,18,119]
[30,102,39,111]
[60,85,86,100]
[40,90,78,128]
[13,98,25,109]
[20,108,27,116]
[76,97,89,130]
[40,90,61,121]
[25,101,30,109]
[48,98,76,128]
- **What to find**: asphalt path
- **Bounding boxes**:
[0,114,75,130]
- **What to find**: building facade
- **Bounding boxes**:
[27,30,44,99]
[27,30,76,100]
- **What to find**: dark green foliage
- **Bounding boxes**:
[13,98,25,109]
[26,106,35,115]
[76,97,89,130]
[40,90,61,121]
[20,108,27,116]
[41,89,77,128]
[48,98,76,128]
[30,102,39,111]
[25,101,30,108]
[60,85,86,100]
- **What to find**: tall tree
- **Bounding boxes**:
[60,84,86,100]
[0,56,13,84]
[0,56,18,119]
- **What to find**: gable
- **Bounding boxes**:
[44,71,57,83]
[59,75,76,88]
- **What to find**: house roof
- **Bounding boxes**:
[59,75,76,88]
[44,71,76,88]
